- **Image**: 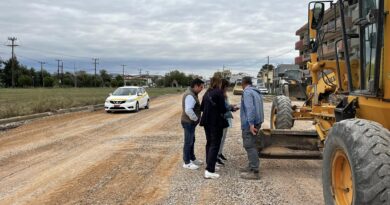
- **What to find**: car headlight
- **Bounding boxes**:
[105,99,110,103]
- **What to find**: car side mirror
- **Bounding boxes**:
[109,93,112,96]
[311,2,325,30]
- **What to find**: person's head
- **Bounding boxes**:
[221,79,230,96]
[190,78,205,94]
[241,76,253,89]
[209,76,222,90]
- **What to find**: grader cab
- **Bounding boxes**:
[258,0,390,204]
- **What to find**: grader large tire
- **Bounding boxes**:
[323,119,390,205]
[270,96,294,129]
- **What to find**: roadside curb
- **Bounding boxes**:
[0,104,104,130]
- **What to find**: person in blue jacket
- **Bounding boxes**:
[239,76,264,180]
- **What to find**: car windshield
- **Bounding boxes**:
[112,88,137,96]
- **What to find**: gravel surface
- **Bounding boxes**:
[0,92,324,205]
[162,93,323,205]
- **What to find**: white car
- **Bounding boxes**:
[105,86,150,113]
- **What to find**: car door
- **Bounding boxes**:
[139,88,146,106]
[141,88,148,106]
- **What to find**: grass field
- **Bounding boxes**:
[0,87,185,119]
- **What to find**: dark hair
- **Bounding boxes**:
[209,77,222,89]
[242,76,253,85]
[190,78,204,88]
[221,79,229,90]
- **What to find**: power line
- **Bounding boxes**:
[20,45,92,60]
[269,49,295,59]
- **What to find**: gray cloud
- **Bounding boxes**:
[0,0,310,77]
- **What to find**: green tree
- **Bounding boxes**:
[62,72,75,87]
[1,57,22,87]
[100,69,112,87]
[164,70,189,87]
[110,79,118,87]
[261,64,274,71]
[43,76,55,87]
[76,71,93,87]
[18,75,33,87]
[115,75,124,87]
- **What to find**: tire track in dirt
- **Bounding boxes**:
[0,94,183,204]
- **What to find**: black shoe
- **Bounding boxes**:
[219,154,227,161]
[240,171,260,180]
[216,158,225,166]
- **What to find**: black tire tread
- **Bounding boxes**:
[324,119,390,204]
[271,96,293,129]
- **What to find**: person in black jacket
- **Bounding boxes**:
[200,77,229,179]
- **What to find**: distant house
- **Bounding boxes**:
[230,72,251,84]
[273,64,300,79]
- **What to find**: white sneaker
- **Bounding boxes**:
[183,162,199,170]
[191,159,204,166]
[204,170,220,179]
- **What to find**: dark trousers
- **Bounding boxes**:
[204,126,223,173]
[182,122,197,164]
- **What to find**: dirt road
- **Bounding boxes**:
[0,93,323,205]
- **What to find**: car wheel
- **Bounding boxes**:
[145,100,150,109]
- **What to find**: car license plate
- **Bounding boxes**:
[114,104,120,107]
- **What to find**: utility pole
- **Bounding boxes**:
[74,63,77,88]
[121,64,126,86]
[267,56,270,92]
[92,58,99,87]
[267,55,270,66]
[61,61,64,87]
[7,37,18,88]
[55,59,62,86]
[38,61,46,87]
[138,68,142,86]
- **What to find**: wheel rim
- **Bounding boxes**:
[331,149,353,205]
[271,107,277,128]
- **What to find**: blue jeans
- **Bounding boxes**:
[182,122,197,164]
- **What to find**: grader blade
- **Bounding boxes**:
[257,129,322,159]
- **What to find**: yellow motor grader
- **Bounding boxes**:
[258,0,390,204]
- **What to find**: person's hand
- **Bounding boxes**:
[250,124,258,136]
[231,105,240,112]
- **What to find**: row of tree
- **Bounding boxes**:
[0,58,127,88]
[0,57,199,88]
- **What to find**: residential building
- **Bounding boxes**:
[295,2,359,69]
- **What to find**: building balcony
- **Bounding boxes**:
[295,56,303,65]
[295,40,304,50]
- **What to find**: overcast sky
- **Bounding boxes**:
[0,0,310,77]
